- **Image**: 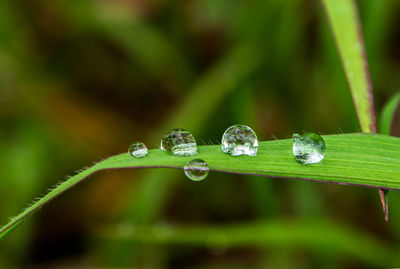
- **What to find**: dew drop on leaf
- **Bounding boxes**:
[128,142,148,158]
[221,124,258,156]
[184,159,209,181]
[292,133,326,164]
[160,128,198,156]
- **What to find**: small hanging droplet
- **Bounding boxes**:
[184,159,209,181]
[293,133,326,164]
[128,142,148,158]
[221,124,258,156]
[160,128,198,156]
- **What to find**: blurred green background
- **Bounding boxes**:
[1,0,400,268]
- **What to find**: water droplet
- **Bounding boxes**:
[221,124,258,156]
[128,142,148,158]
[184,159,209,181]
[292,133,326,164]
[160,128,198,156]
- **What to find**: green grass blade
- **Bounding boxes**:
[1,133,400,240]
[322,0,376,133]
[380,93,400,135]
[95,220,400,266]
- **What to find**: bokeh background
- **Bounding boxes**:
[1,0,400,268]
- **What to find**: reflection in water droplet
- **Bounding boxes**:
[128,142,148,158]
[221,124,258,156]
[161,128,198,156]
[184,159,209,181]
[293,133,326,164]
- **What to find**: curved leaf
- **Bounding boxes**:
[1,133,400,240]
[380,93,400,135]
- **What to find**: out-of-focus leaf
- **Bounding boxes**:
[96,220,400,266]
[380,93,400,135]
[58,0,193,87]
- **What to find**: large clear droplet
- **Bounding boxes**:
[184,159,209,181]
[221,124,258,156]
[293,133,326,164]
[160,128,198,156]
[128,142,148,158]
